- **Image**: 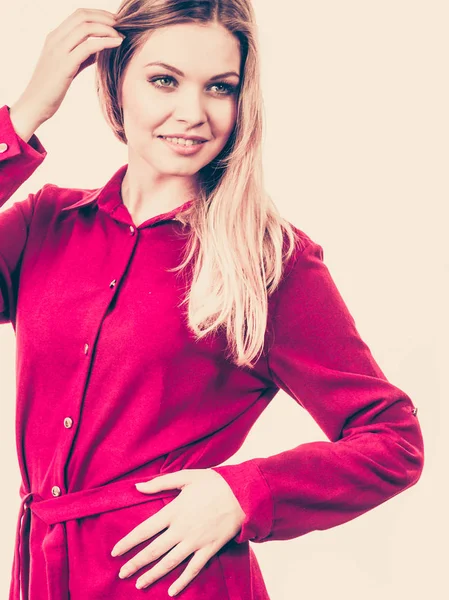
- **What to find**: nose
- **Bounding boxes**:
[172,88,207,126]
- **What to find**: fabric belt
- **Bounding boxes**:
[9,476,180,600]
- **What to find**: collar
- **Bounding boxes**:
[60,189,101,212]
[60,164,128,213]
[60,164,195,221]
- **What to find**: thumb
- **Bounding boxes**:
[135,470,190,493]
[74,53,97,78]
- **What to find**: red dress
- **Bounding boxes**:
[0,103,424,600]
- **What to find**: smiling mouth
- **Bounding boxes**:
[158,136,207,146]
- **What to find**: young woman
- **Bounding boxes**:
[1,1,424,599]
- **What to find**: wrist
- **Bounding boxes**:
[9,97,47,143]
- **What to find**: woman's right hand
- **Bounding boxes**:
[13,8,124,126]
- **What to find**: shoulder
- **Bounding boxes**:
[281,221,325,281]
[266,220,327,315]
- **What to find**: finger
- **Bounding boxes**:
[48,8,117,44]
[166,547,213,596]
[69,36,123,74]
[135,470,191,493]
[62,21,123,54]
[111,506,171,557]
[135,541,195,590]
[119,530,180,579]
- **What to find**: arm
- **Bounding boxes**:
[0,8,125,325]
[211,236,424,544]
[0,103,47,324]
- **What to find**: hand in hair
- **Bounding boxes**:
[10,7,124,129]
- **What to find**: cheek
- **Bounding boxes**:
[123,88,163,128]
[213,101,238,135]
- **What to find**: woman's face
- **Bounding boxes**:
[119,22,241,178]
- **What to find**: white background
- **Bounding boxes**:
[0,1,447,599]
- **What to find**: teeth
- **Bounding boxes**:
[161,136,204,146]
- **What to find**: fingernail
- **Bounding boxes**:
[119,567,131,579]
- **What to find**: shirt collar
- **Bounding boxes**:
[60,164,128,213]
[60,164,196,221]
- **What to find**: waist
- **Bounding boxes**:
[21,474,180,525]
[10,475,181,600]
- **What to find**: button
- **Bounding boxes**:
[51,486,61,497]
[84,343,89,355]
[64,417,73,428]
[412,407,418,416]
[109,279,117,288]
[129,225,135,235]
[0,142,8,153]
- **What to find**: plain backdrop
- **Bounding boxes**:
[0,1,447,599]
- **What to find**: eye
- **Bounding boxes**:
[148,75,238,96]
[210,82,238,96]
[149,76,175,89]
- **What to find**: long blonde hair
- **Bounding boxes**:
[95,0,303,369]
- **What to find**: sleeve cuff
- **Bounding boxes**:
[210,460,273,544]
[0,104,47,162]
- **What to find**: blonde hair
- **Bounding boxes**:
[95,0,304,369]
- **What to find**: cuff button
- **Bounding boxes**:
[412,407,418,416]
[0,142,9,153]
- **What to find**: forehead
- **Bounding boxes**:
[131,22,241,72]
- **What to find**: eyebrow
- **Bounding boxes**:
[144,61,240,81]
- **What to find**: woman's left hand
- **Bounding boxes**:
[110,468,246,596]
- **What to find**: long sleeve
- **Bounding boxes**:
[0,104,47,324]
[211,236,424,544]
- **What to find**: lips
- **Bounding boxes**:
[158,136,207,155]
[158,136,206,143]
